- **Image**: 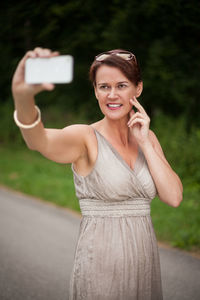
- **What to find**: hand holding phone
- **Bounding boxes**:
[25,55,73,84]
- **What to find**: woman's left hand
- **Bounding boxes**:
[127,97,151,146]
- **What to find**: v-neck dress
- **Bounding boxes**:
[69,128,163,300]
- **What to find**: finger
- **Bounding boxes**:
[42,48,60,57]
[29,83,55,94]
[33,47,57,57]
[51,51,60,57]
[33,47,44,56]
[128,112,146,125]
[128,118,145,128]
[128,108,135,125]
[19,50,37,67]
[129,99,135,115]
[25,50,37,59]
[130,97,145,112]
[132,113,149,123]
[12,51,37,84]
[42,83,55,91]
[129,109,135,117]
[40,48,52,57]
[130,97,147,115]
[129,98,136,108]
[130,111,144,119]
[20,49,59,70]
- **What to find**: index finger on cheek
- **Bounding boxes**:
[133,98,146,112]
[130,97,140,108]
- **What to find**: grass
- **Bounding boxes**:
[151,195,200,251]
[0,144,80,212]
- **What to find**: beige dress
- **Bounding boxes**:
[69,128,163,300]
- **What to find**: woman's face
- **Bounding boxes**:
[94,65,142,120]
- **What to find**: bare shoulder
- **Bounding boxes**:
[41,124,97,165]
[61,123,94,143]
[62,123,97,151]
[62,123,91,136]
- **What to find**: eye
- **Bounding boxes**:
[118,83,128,89]
[99,85,110,90]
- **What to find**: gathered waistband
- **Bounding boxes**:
[79,198,151,217]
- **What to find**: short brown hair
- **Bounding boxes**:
[89,49,142,87]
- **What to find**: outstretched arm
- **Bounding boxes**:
[128,97,183,207]
[12,47,88,164]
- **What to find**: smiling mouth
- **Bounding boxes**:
[107,104,122,109]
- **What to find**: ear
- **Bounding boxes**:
[135,81,143,98]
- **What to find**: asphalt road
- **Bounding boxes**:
[0,187,199,300]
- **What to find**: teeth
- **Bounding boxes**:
[108,104,121,108]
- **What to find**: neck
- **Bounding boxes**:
[101,116,130,146]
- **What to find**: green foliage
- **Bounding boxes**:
[0,145,80,211]
[150,113,200,250]
[0,101,23,144]
[151,113,200,186]
[1,0,200,127]
[151,193,200,251]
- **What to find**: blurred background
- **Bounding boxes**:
[0,0,199,253]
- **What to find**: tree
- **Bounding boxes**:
[0,0,200,128]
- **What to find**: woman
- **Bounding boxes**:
[12,48,183,300]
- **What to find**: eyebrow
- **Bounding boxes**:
[97,81,129,86]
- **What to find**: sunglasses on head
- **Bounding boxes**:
[95,51,136,62]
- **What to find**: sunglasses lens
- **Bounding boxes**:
[116,53,133,60]
[96,54,110,61]
[95,51,135,62]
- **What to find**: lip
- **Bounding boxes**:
[107,103,122,110]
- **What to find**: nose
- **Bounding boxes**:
[107,88,118,99]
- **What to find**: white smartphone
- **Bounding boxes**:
[25,55,73,84]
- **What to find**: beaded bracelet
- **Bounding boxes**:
[13,105,41,129]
